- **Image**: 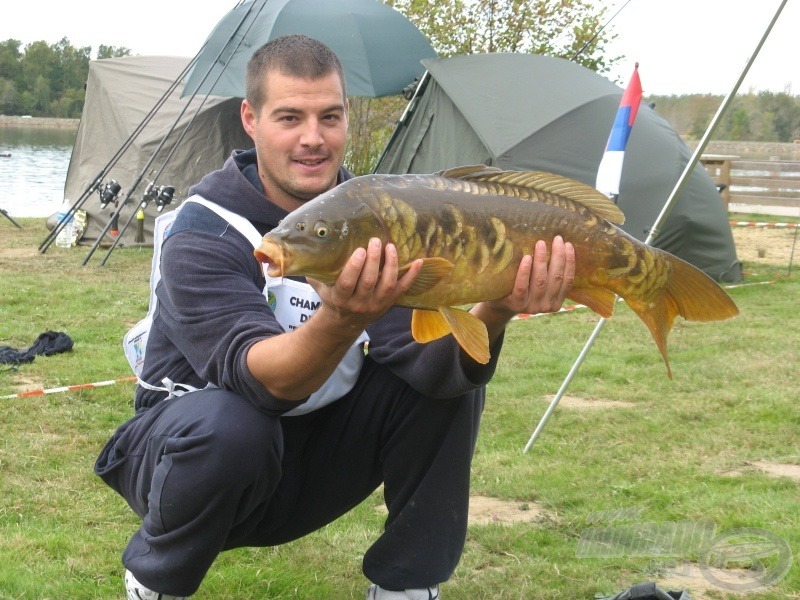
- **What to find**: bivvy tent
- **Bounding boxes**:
[375,53,742,283]
[63,55,253,247]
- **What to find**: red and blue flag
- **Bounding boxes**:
[595,63,643,199]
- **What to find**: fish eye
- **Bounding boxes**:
[295,222,306,232]
[314,221,330,237]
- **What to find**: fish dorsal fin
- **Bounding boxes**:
[439,165,625,225]
[437,164,503,179]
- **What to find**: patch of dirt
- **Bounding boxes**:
[720,461,800,481]
[0,247,37,258]
[658,562,765,599]
[375,494,552,527]
[543,395,636,409]
[731,226,799,264]
[4,374,47,395]
[467,495,551,526]
[751,461,800,480]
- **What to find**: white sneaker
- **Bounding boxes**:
[125,569,188,600]
[366,583,440,599]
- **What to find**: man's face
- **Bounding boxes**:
[241,70,348,213]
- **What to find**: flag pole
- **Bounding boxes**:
[524,0,789,453]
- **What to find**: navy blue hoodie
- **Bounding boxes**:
[135,149,502,415]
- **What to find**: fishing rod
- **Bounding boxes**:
[524,0,790,453]
[1,207,22,228]
[97,1,269,267]
[38,53,202,254]
[569,0,632,63]
[82,0,265,266]
[38,2,256,254]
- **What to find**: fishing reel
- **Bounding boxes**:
[155,185,175,212]
[97,179,122,209]
[140,182,176,212]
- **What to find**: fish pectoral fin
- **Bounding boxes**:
[411,309,452,343]
[401,257,454,296]
[440,307,490,365]
[568,286,618,319]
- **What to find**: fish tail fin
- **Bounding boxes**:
[624,254,739,378]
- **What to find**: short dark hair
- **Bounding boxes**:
[246,34,346,112]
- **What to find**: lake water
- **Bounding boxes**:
[0,126,76,219]
[2,127,798,222]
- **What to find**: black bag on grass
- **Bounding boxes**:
[0,331,74,365]
[597,582,692,600]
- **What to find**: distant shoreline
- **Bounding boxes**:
[0,115,79,129]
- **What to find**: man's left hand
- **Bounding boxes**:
[491,235,575,316]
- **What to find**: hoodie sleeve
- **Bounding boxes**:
[365,306,504,399]
[154,224,310,415]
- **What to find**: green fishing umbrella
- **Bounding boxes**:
[182,0,437,99]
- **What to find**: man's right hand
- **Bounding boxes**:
[309,237,422,336]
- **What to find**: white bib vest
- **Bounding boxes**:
[123,196,368,416]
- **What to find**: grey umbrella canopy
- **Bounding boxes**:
[182,0,437,99]
[376,53,742,282]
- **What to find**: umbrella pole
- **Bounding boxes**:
[372,71,430,173]
[523,0,789,453]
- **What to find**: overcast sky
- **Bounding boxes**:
[0,0,795,97]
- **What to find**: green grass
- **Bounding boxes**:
[1,218,798,599]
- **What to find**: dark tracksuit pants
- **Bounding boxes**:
[95,356,485,596]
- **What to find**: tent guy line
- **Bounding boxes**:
[1,377,137,400]
[730,221,799,229]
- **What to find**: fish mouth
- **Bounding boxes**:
[253,239,287,277]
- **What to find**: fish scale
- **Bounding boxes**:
[254,165,738,373]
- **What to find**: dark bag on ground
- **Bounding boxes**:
[0,331,74,365]
[597,582,692,600]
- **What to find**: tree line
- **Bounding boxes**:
[2,0,798,171]
[0,0,614,119]
[649,92,800,143]
[0,38,130,118]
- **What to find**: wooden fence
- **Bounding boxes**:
[701,155,800,212]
